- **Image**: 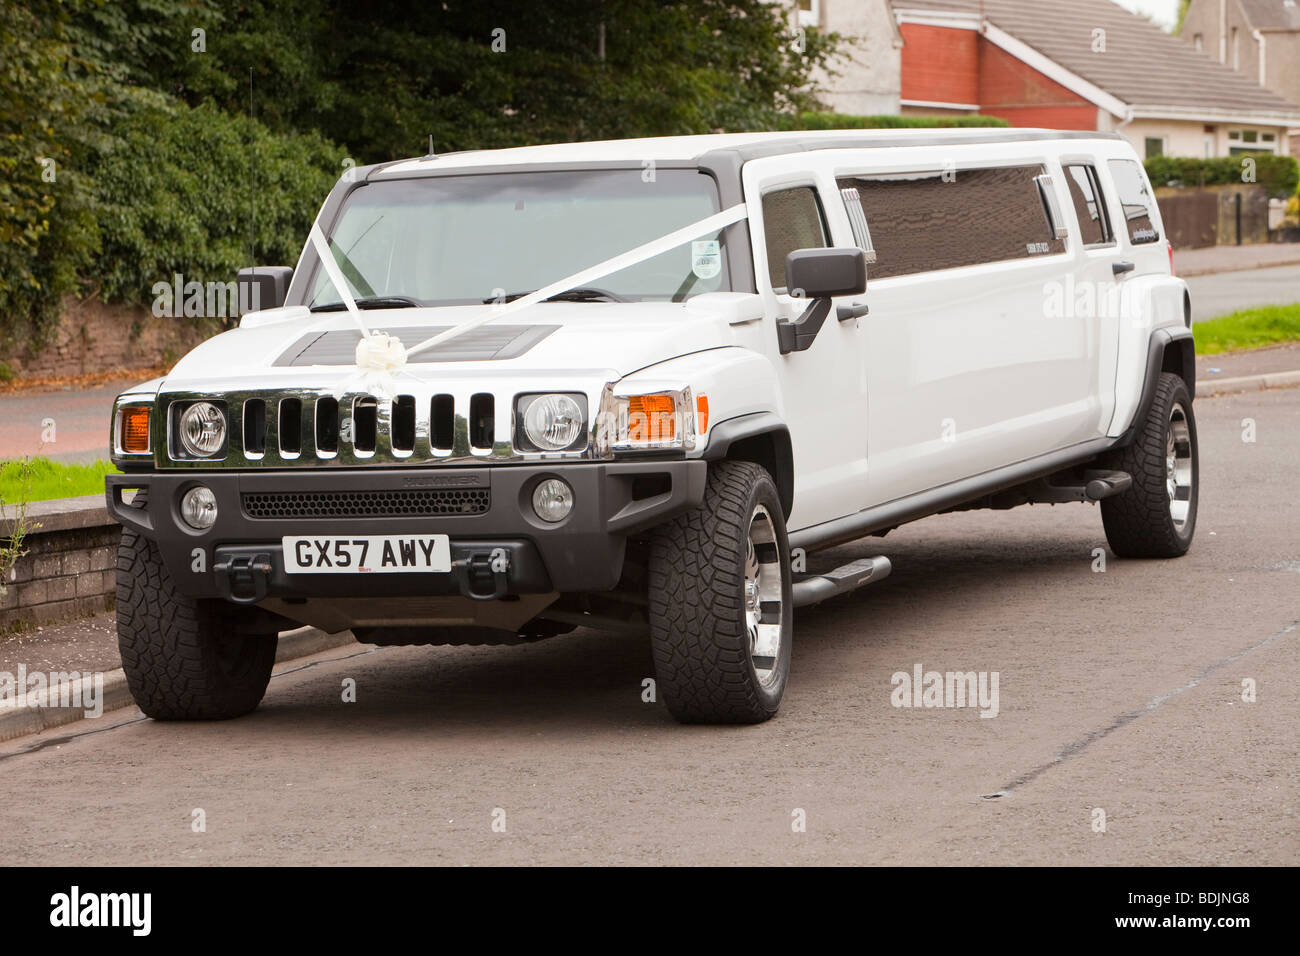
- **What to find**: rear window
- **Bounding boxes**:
[1107,159,1160,244]
[836,165,1065,280]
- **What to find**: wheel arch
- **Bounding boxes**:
[701,413,794,520]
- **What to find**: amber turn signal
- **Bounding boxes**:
[628,394,675,443]
[120,406,151,453]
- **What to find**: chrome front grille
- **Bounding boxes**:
[156,386,544,469]
[242,488,491,519]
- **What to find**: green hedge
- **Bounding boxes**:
[93,103,343,308]
[773,111,1011,131]
[1145,153,1299,197]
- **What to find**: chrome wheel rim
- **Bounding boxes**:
[744,504,785,688]
[1166,401,1193,529]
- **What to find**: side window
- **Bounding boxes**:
[761,186,828,290]
[1107,159,1160,244]
[836,165,1066,280]
[1063,164,1113,246]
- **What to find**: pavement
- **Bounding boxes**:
[0,378,137,464]
[1186,263,1300,322]
[0,386,1295,865]
[1174,241,1300,277]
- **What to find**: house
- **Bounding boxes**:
[813,0,1300,158]
[792,0,903,115]
[1181,0,1300,155]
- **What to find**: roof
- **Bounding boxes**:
[891,0,1300,118]
[372,128,1122,177]
[1238,0,1300,31]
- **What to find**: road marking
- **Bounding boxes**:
[991,618,1298,795]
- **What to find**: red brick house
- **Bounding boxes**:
[887,0,1300,157]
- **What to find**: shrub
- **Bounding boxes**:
[92,102,344,313]
[1144,153,1299,197]
[773,112,1011,131]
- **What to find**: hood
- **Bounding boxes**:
[165,295,762,388]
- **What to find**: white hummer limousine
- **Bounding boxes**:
[107,129,1197,724]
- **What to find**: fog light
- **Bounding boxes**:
[531,478,574,522]
[180,485,218,530]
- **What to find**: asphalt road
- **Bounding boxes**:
[1186,263,1300,322]
[2,386,1296,865]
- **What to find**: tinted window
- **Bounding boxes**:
[1063,164,1113,246]
[836,165,1065,280]
[1107,159,1160,244]
[761,186,828,290]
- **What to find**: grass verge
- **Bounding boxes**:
[0,458,118,505]
[1195,303,1300,355]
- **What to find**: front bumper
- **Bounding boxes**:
[106,461,706,601]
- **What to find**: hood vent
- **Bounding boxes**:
[274,325,559,366]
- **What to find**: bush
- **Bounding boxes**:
[1145,153,1299,197]
[772,111,1011,131]
[92,102,344,311]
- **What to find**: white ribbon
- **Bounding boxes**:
[309,222,371,339]
[404,202,748,360]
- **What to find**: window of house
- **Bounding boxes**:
[1193,33,1204,53]
[797,0,819,28]
[1231,26,1239,69]
[1063,165,1113,247]
[1242,130,1259,143]
[835,165,1066,280]
[1144,137,1164,158]
[1107,159,1160,245]
[761,186,829,290]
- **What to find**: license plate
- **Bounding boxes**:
[282,535,451,574]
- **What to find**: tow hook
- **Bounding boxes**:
[214,552,273,605]
[452,549,510,601]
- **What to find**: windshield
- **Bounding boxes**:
[305,169,730,308]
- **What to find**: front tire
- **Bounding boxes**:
[116,526,278,719]
[1100,371,1199,558]
[647,461,793,724]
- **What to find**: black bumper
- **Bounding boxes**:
[106,461,707,601]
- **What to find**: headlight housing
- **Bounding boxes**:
[594,386,703,454]
[177,401,227,458]
[514,393,587,453]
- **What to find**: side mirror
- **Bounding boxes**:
[237,266,293,314]
[777,248,867,354]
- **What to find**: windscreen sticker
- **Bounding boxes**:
[691,240,722,280]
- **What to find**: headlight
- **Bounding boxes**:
[516,393,586,452]
[180,485,218,530]
[115,404,152,455]
[595,386,702,454]
[178,402,227,457]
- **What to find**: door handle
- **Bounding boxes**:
[1112,260,1135,276]
[836,301,869,321]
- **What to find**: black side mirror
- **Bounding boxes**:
[777,248,867,354]
[237,266,293,314]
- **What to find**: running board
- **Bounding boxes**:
[792,556,892,608]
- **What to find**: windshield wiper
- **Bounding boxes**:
[485,287,628,304]
[310,295,423,312]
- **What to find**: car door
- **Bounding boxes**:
[741,156,870,532]
[833,155,1100,506]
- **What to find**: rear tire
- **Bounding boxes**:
[647,461,793,724]
[1100,371,1198,558]
[116,526,277,719]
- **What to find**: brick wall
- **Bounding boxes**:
[3,296,216,381]
[0,498,118,631]
[977,37,1097,129]
[899,23,979,106]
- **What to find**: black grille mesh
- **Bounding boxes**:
[242,488,490,519]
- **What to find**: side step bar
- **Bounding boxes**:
[792,555,892,608]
